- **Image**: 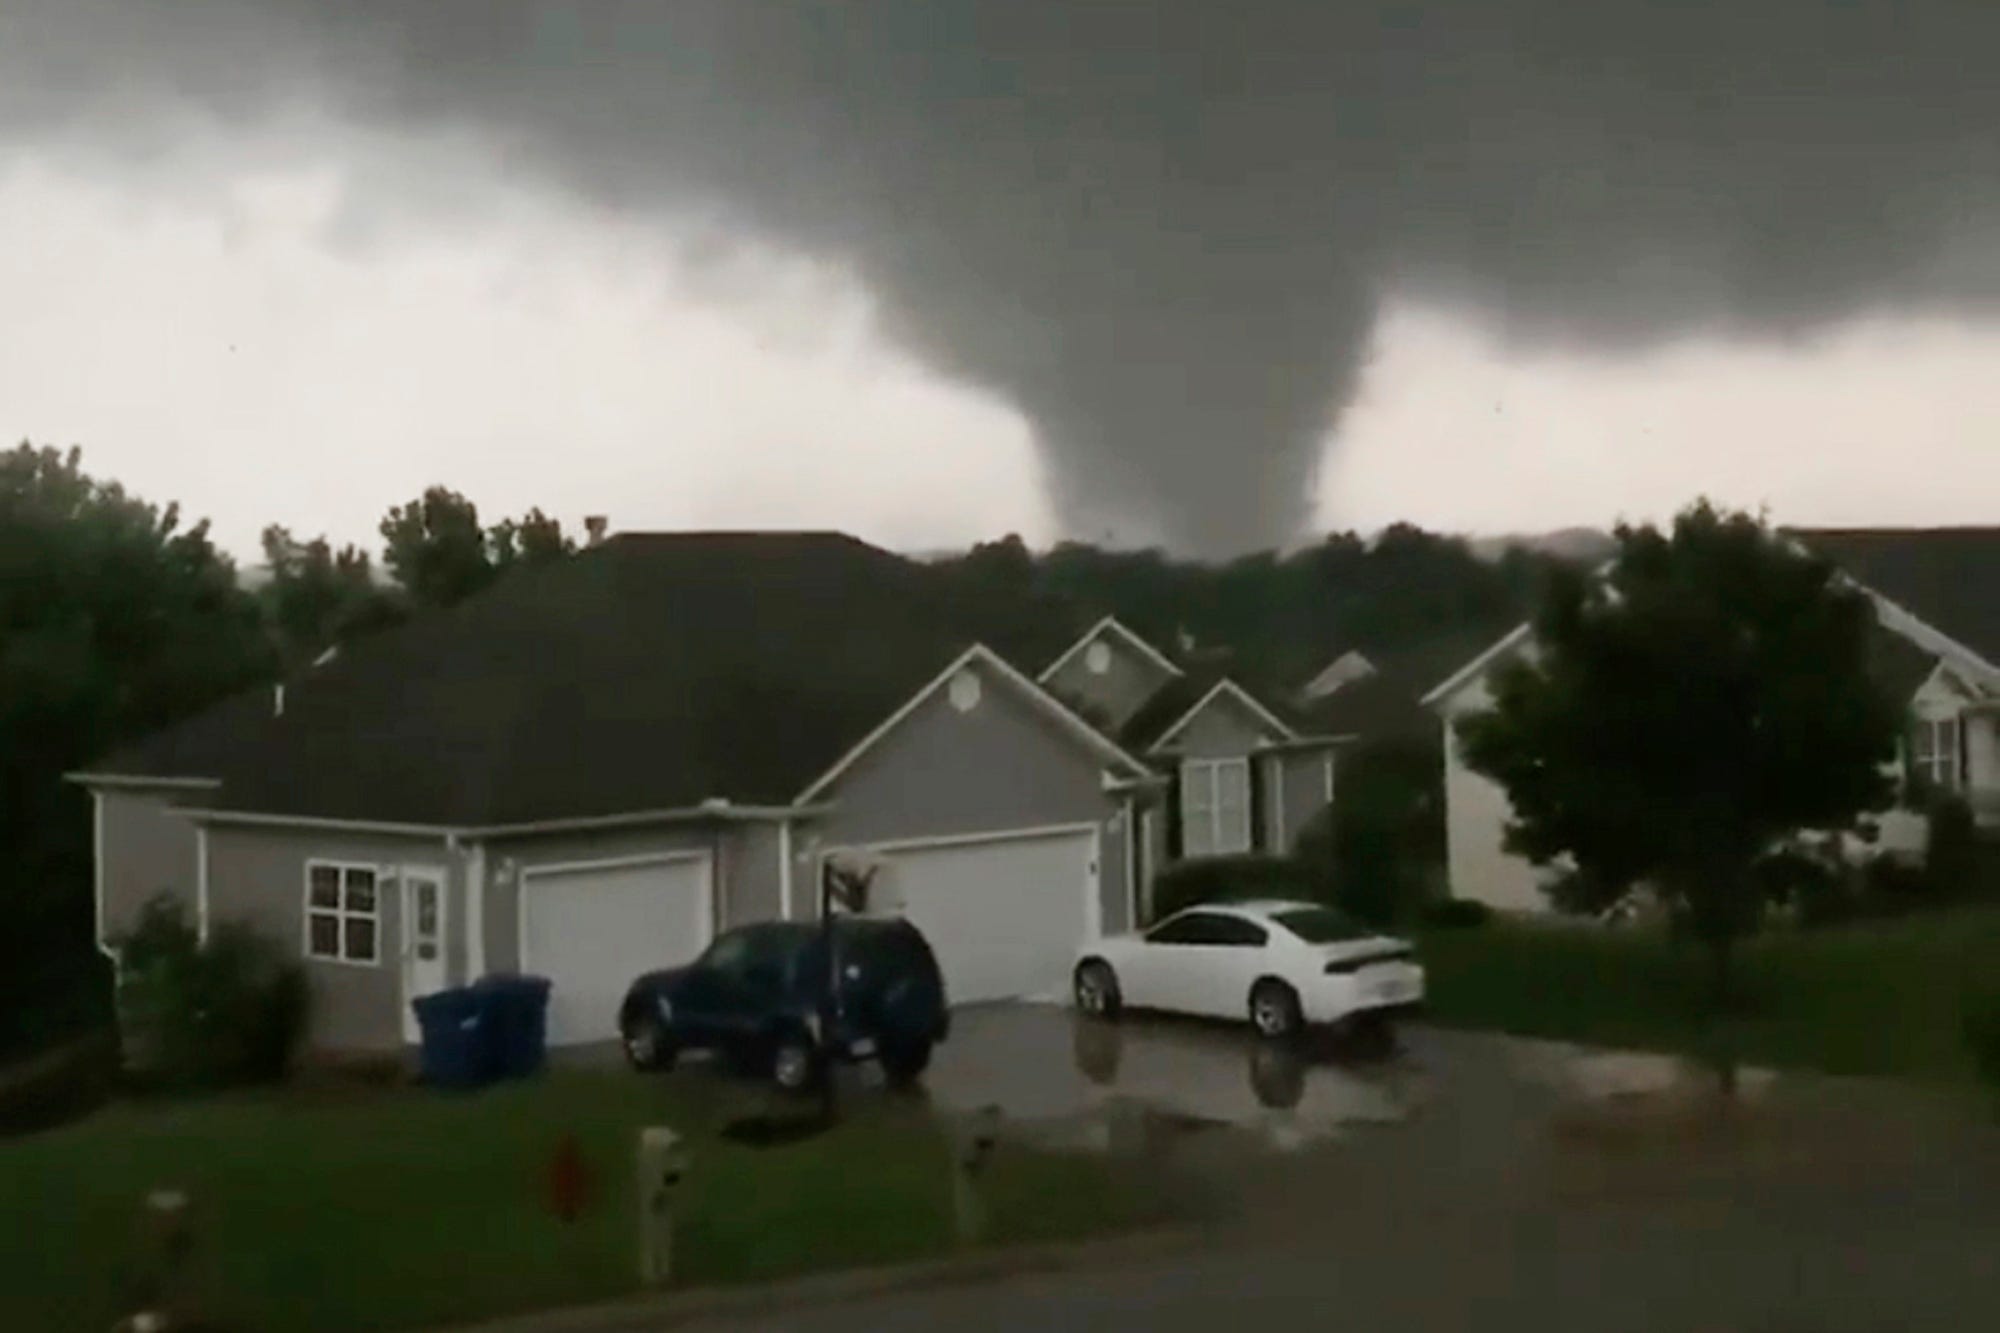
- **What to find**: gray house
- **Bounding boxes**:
[1421,527,2000,913]
[1038,616,1350,909]
[78,533,1179,1053]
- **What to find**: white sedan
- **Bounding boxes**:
[1072,900,1426,1040]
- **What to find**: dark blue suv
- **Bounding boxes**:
[618,918,950,1091]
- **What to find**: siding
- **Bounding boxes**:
[202,824,460,1052]
[1439,677,1554,912]
[1159,691,1283,759]
[804,655,1132,934]
[1042,630,1175,731]
[1275,747,1338,851]
[97,788,203,947]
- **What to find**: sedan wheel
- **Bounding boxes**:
[1073,961,1123,1019]
[1249,981,1303,1041]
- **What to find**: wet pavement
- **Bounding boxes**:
[663,1007,2000,1331]
[921,1003,2000,1224]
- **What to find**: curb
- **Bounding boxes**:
[434,1224,1209,1333]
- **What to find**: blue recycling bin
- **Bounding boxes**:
[473,974,553,1079]
[411,987,494,1090]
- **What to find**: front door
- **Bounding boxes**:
[400,867,449,1042]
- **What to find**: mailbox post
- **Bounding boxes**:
[636,1127,689,1287]
[946,1104,1003,1246]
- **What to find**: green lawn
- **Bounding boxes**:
[0,1069,1162,1333]
[1420,906,2000,1083]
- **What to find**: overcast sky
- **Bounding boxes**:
[4,3,1998,563]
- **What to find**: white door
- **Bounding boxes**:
[522,854,712,1046]
[400,867,449,1042]
[866,828,1097,1006]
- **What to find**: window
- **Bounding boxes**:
[1145,910,1265,947]
[1181,758,1252,857]
[1272,906,1370,945]
[305,862,380,964]
[1912,716,1963,790]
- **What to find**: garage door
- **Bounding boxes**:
[522,855,712,1046]
[866,828,1098,1006]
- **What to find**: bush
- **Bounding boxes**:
[1755,844,1856,928]
[1295,739,1445,929]
[0,1032,117,1138]
[115,896,309,1090]
[1149,855,1321,923]
[1925,793,1978,899]
[1963,987,2000,1088]
[1861,854,1933,917]
[1418,897,1492,930]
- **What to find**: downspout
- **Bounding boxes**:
[463,837,486,982]
[778,818,794,922]
[195,824,211,946]
[92,790,115,961]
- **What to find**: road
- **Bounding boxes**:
[664,1179,2000,1332]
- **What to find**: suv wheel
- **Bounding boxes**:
[622,1013,675,1072]
[1249,980,1303,1042]
[771,1036,823,1094]
[879,1038,934,1087]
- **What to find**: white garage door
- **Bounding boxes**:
[867,828,1098,1006]
[522,854,712,1046]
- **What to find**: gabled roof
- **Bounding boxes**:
[795,643,1154,803]
[88,532,1079,826]
[1037,614,1184,684]
[1299,650,1377,700]
[1787,528,2000,673]
[1117,665,1308,753]
[1420,537,1978,712]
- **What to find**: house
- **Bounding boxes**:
[1292,630,1504,752]
[1420,527,2000,913]
[1038,616,1350,909]
[74,533,1182,1053]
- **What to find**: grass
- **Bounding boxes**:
[1419,905,2000,1083]
[0,1068,1163,1333]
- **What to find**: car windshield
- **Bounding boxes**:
[1271,906,1371,944]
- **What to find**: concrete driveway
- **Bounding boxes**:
[623,1006,2000,1331]
[920,1003,2000,1223]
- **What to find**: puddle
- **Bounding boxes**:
[927,1007,1428,1155]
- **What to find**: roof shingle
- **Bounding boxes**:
[94,532,1055,825]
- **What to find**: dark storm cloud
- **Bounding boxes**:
[4,2,1998,552]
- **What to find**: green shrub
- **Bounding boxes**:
[0,1032,116,1138]
[115,896,310,1090]
[1962,987,2000,1087]
[1862,854,1933,917]
[1418,897,1492,930]
[1149,855,1321,923]
[1755,844,1856,928]
[1924,793,1978,899]
[1295,739,1446,928]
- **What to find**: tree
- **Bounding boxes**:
[380,488,579,609]
[379,486,495,608]
[258,525,406,670]
[1454,501,1903,1001]
[0,444,273,1058]
[488,506,577,570]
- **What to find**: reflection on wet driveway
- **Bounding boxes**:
[926,1003,1431,1152]
[922,1003,2000,1212]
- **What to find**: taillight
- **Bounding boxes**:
[1326,948,1411,975]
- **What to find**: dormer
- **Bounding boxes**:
[1038,615,1183,731]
